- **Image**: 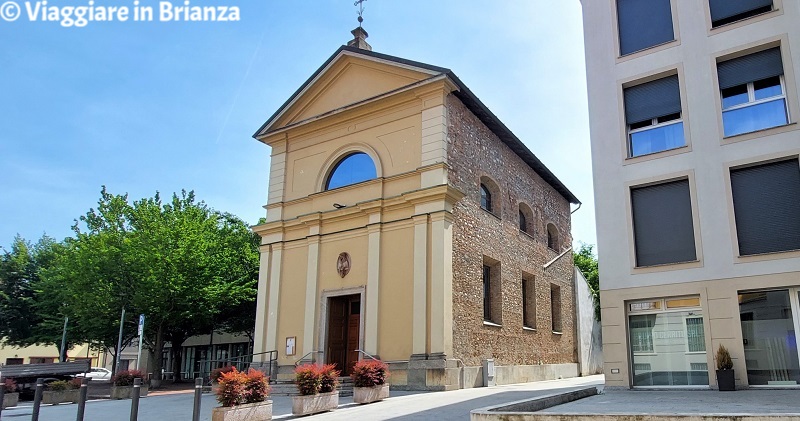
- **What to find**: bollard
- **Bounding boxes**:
[129,378,141,421]
[191,377,203,421]
[32,378,44,421]
[76,377,91,421]
[0,376,5,418]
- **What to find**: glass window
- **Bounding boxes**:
[710,0,773,27]
[480,184,492,212]
[325,152,377,190]
[522,274,536,329]
[631,179,697,267]
[624,75,685,157]
[519,211,527,232]
[739,290,800,386]
[722,78,788,137]
[730,159,800,255]
[551,284,562,332]
[617,0,675,56]
[629,308,709,387]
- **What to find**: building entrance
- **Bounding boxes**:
[326,294,361,375]
[739,288,800,386]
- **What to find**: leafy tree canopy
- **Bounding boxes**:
[574,242,600,321]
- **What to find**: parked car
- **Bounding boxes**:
[74,367,112,382]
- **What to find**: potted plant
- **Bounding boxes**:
[111,370,149,399]
[716,344,735,391]
[2,378,19,409]
[211,366,236,393]
[42,379,81,405]
[291,363,340,416]
[211,368,272,421]
[352,359,390,404]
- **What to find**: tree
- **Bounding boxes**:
[574,243,600,321]
[0,235,70,357]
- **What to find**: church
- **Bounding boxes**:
[250,25,582,390]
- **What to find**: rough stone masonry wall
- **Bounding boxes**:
[446,94,576,367]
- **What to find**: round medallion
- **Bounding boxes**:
[337,252,351,278]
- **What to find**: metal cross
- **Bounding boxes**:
[354,0,367,25]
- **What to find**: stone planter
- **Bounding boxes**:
[43,389,80,405]
[353,384,389,404]
[211,401,272,421]
[110,385,149,399]
[292,391,339,416]
[2,392,19,409]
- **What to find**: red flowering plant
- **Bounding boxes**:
[112,370,146,386]
[215,368,271,407]
[351,359,389,387]
[318,364,340,393]
[3,378,17,393]
[294,364,322,396]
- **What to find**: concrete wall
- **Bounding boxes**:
[574,269,603,376]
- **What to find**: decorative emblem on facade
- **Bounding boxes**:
[337,252,351,278]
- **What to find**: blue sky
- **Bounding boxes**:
[0,0,595,249]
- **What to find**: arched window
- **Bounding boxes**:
[518,203,534,235]
[325,152,377,190]
[480,184,492,212]
[547,223,559,251]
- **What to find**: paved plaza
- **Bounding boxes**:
[8,375,799,421]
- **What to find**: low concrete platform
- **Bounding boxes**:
[472,387,800,420]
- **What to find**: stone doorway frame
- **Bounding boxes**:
[318,286,366,369]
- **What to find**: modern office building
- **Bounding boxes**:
[249,28,585,390]
[581,0,800,388]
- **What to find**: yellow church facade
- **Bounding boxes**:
[251,30,581,390]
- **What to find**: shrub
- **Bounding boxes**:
[295,364,321,396]
[69,378,83,389]
[716,344,733,370]
[46,380,79,391]
[112,370,146,386]
[3,378,17,393]
[319,364,340,393]
[216,368,248,407]
[243,369,270,404]
[351,359,389,387]
[211,366,235,383]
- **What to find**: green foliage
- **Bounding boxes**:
[46,380,79,391]
[716,344,733,370]
[351,359,389,387]
[574,243,600,321]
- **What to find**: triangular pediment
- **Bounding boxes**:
[260,48,443,135]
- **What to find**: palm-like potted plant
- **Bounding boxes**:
[716,344,735,391]
[42,379,81,405]
[2,378,19,409]
[111,370,149,399]
[291,363,340,416]
[352,359,390,404]
[211,368,272,421]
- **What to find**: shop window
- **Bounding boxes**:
[739,290,800,386]
[685,317,706,352]
[630,315,656,353]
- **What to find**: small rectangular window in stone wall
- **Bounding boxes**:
[551,284,562,332]
[482,256,503,325]
[522,273,536,329]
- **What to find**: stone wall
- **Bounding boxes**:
[446,94,576,368]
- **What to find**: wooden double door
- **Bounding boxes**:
[326,294,361,375]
